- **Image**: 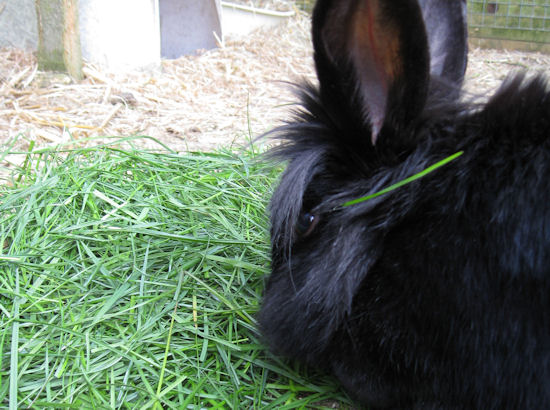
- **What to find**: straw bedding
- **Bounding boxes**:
[1,12,550,158]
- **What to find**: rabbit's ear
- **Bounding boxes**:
[418,0,468,92]
[312,0,430,144]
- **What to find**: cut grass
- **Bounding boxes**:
[0,137,352,408]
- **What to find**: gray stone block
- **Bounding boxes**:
[160,0,222,58]
[0,0,38,50]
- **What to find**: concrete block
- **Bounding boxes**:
[79,0,161,71]
[35,0,82,78]
[36,0,66,72]
[64,0,83,80]
[159,0,222,58]
[1,0,227,71]
[0,0,38,50]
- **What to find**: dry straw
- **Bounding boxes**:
[0,12,314,156]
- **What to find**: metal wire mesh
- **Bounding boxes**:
[293,0,314,11]
[468,0,550,43]
[292,1,550,43]
[241,0,550,44]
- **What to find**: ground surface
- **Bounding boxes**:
[1,12,550,159]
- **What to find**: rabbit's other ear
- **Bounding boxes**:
[312,0,430,145]
[418,0,468,95]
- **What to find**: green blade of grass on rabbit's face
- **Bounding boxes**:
[342,151,464,208]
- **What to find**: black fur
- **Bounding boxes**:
[260,0,550,408]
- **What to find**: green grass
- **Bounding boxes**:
[0,137,352,408]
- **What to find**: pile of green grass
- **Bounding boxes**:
[0,138,351,408]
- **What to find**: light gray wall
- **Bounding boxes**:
[0,0,38,49]
[159,0,221,58]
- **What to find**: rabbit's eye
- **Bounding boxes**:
[296,212,319,238]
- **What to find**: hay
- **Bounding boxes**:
[465,47,550,94]
[0,12,313,156]
[1,12,550,157]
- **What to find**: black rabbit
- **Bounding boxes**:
[259,0,550,408]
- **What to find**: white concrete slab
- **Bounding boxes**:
[79,0,161,71]
[220,2,294,36]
